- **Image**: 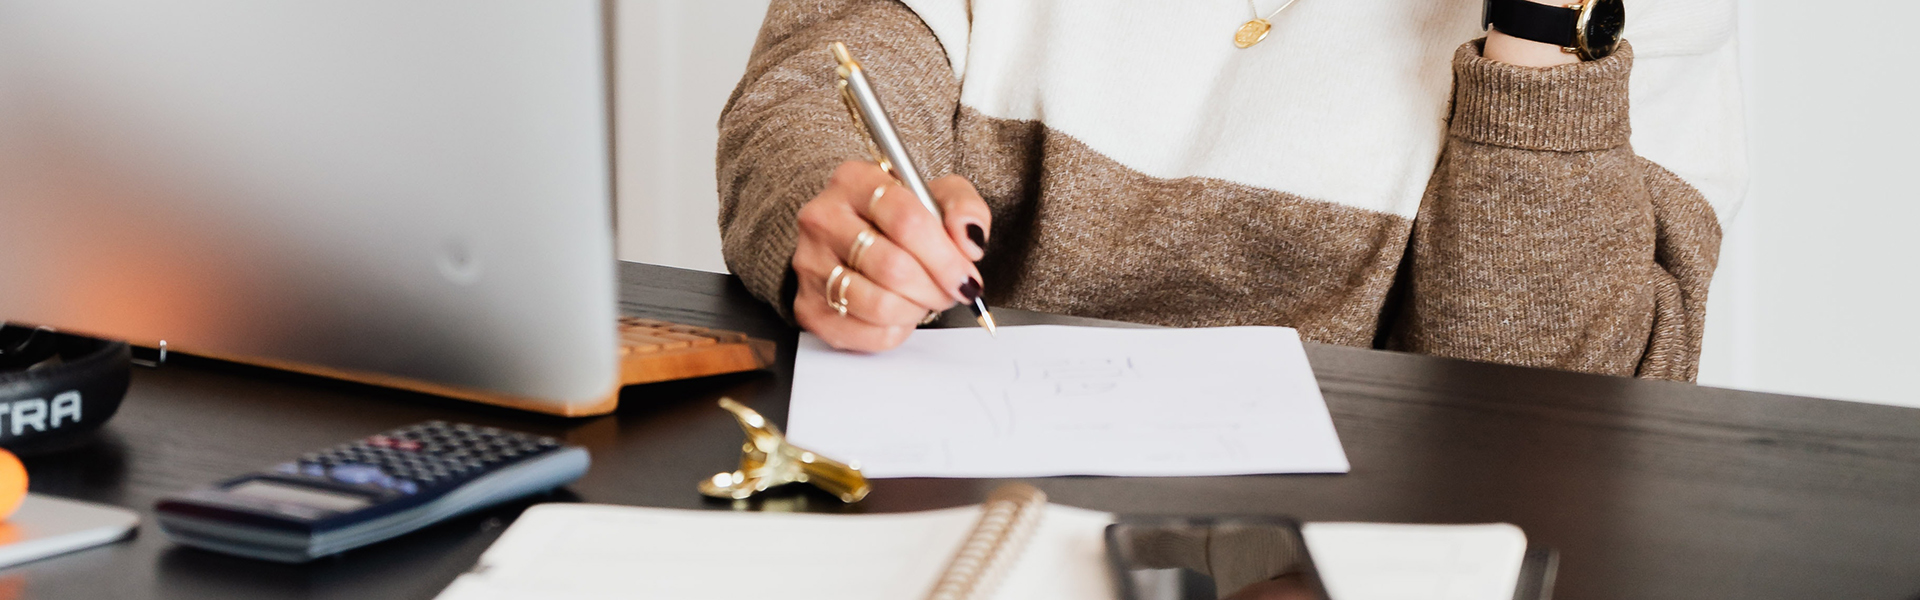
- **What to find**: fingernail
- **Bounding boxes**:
[958,277,982,301]
[967,224,987,251]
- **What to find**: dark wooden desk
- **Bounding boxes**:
[12,262,1920,599]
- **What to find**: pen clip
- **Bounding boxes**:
[831,42,894,177]
[836,81,893,176]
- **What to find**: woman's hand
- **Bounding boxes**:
[791,161,992,352]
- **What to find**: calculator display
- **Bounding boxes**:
[228,481,372,513]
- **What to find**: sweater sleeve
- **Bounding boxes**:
[1386,41,1723,381]
[715,0,962,321]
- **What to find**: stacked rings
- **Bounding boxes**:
[825,266,853,316]
[848,230,877,272]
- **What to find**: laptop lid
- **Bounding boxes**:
[0,0,620,408]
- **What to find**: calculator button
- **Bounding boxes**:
[329,464,387,485]
[274,462,299,474]
[301,463,328,477]
[396,481,418,495]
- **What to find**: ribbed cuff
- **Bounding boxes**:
[723,205,804,324]
[1449,39,1634,152]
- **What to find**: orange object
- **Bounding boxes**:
[0,450,25,520]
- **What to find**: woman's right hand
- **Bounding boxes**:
[791,161,992,352]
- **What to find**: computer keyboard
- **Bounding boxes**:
[614,316,776,388]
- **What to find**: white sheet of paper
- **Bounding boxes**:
[1303,522,1530,600]
[786,325,1348,478]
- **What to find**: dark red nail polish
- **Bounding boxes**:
[959,277,982,301]
[967,224,987,250]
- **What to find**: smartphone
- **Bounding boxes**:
[1106,516,1331,600]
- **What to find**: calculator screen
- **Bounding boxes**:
[229,481,373,512]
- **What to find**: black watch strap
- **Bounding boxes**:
[1485,0,1578,49]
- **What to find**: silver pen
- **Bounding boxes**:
[830,41,998,336]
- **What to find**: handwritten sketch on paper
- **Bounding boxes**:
[785,325,1349,478]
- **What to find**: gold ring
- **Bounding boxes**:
[832,269,855,316]
[919,310,940,326]
[847,230,877,272]
[825,265,850,316]
[868,185,887,211]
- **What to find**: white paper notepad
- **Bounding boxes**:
[434,503,1118,600]
[1303,523,1531,600]
[786,325,1348,478]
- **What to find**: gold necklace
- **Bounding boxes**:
[1234,0,1301,48]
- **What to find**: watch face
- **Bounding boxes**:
[1583,0,1626,59]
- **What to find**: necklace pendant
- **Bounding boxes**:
[1234,18,1272,48]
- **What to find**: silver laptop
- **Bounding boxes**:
[0,0,621,409]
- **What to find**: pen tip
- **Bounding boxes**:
[975,305,998,338]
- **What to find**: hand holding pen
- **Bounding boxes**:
[787,43,997,352]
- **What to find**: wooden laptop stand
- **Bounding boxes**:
[165,317,776,418]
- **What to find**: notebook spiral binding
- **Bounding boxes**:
[924,484,1049,600]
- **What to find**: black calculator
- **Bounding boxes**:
[155,421,589,563]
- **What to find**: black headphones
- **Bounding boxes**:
[0,324,130,454]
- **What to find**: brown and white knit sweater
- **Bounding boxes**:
[717,0,1745,381]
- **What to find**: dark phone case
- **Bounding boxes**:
[1105,515,1329,600]
[1514,545,1559,600]
[1105,516,1559,600]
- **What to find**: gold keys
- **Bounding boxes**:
[699,398,871,503]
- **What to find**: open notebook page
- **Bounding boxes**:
[433,503,1115,600]
[786,325,1349,478]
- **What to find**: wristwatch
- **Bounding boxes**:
[1482,0,1625,61]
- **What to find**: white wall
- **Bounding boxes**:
[613,0,769,273]
[1695,0,1920,408]
[615,1,1920,407]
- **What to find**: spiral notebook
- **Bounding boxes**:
[436,488,1552,600]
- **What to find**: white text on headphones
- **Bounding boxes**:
[0,391,83,437]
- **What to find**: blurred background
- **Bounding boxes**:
[612,0,1920,408]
